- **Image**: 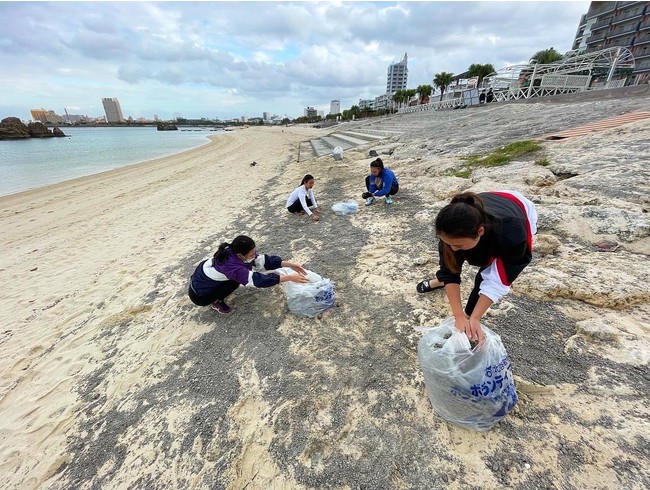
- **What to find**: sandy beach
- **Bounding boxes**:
[1,95,649,489]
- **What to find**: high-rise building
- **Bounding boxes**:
[386,53,408,95]
[304,106,317,117]
[329,99,341,115]
[572,2,650,84]
[102,98,125,123]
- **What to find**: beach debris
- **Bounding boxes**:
[595,240,619,252]
[368,149,378,157]
[250,161,257,166]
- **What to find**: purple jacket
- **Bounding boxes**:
[191,248,283,296]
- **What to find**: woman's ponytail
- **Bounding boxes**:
[301,174,314,185]
[213,242,231,264]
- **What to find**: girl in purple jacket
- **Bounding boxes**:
[188,235,307,314]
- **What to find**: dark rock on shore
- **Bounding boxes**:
[0,117,66,140]
[157,123,178,131]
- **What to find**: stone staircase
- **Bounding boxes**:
[309,124,404,157]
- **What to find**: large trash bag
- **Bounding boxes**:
[417,317,517,431]
[278,268,335,318]
[331,200,359,216]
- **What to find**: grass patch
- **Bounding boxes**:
[461,140,542,168]
[535,156,550,166]
[442,167,472,178]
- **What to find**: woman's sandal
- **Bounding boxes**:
[416,280,444,294]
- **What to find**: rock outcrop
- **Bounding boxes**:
[0,117,66,140]
[157,123,178,131]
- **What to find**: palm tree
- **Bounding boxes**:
[530,47,563,65]
[467,63,496,89]
[402,88,417,107]
[433,72,454,101]
[416,84,433,103]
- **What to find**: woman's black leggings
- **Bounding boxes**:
[287,197,313,213]
[365,175,399,195]
[188,281,240,306]
[464,271,485,316]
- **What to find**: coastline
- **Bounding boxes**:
[0,127,218,198]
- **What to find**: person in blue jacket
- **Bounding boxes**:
[188,235,307,314]
[361,158,399,206]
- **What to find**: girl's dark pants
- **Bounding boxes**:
[365,176,399,196]
[188,281,240,306]
[287,197,312,213]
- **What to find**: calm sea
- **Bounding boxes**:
[0,126,221,197]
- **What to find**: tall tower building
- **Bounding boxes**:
[102,97,125,123]
[386,53,408,95]
[329,99,341,115]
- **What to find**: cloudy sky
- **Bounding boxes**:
[0,1,590,121]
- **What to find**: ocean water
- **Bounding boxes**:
[0,126,221,197]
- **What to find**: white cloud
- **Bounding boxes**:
[0,1,591,120]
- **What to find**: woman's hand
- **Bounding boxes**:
[310,214,320,222]
[454,313,484,344]
[280,273,309,284]
[285,262,307,276]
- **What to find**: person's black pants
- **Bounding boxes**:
[188,281,240,306]
[464,270,485,316]
[287,197,313,214]
[365,175,399,196]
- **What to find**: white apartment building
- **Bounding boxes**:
[329,99,341,115]
[304,106,318,117]
[386,53,408,95]
[101,97,125,123]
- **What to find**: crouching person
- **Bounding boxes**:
[361,158,399,206]
[188,235,307,314]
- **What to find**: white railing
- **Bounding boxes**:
[540,74,591,89]
[398,97,463,113]
[399,76,629,110]
[590,79,626,89]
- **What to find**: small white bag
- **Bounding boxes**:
[417,317,517,431]
[277,268,335,318]
[331,200,359,216]
[332,146,343,160]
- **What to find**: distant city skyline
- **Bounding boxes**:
[0,1,590,121]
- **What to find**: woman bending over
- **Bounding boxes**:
[417,191,537,342]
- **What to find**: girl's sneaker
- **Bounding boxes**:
[364,196,375,206]
[211,300,232,314]
[385,195,394,205]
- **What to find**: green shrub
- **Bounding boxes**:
[462,140,542,168]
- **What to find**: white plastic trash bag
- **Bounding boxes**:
[417,317,517,431]
[277,268,335,318]
[331,200,359,216]
[332,146,343,160]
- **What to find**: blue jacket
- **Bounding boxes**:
[191,248,283,296]
[368,168,398,197]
